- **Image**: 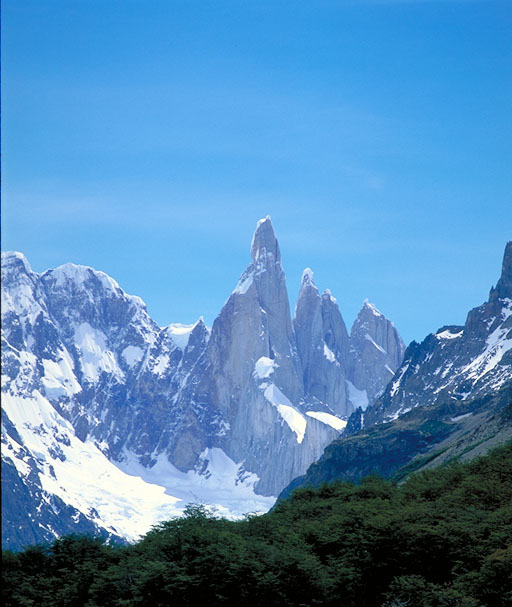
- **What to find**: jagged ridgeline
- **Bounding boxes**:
[281,241,512,498]
[1,217,405,550]
[3,444,511,607]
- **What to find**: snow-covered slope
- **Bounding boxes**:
[1,251,275,550]
[1,218,406,550]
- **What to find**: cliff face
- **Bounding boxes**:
[179,217,341,496]
[362,241,512,428]
[1,218,408,549]
[280,383,512,500]
[280,243,512,500]
[293,269,351,416]
[347,300,406,407]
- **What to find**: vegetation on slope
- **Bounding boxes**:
[3,443,512,607]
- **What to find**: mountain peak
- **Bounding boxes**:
[250,216,280,264]
[493,241,512,299]
[319,288,339,307]
[360,299,383,318]
[300,267,316,288]
[1,251,33,275]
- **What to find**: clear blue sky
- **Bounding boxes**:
[2,0,511,345]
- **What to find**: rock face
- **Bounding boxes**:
[293,270,351,416]
[279,242,512,500]
[1,217,406,549]
[1,252,215,550]
[361,241,512,428]
[279,383,512,500]
[179,218,343,496]
[348,300,406,408]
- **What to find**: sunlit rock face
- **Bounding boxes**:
[181,217,340,496]
[347,300,406,407]
[294,269,351,417]
[2,218,407,547]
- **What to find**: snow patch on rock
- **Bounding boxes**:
[323,343,336,362]
[166,322,197,350]
[263,384,306,443]
[346,380,369,410]
[254,356,277,379]
[74,323,123,382]
[122,345,144,367]
[306,411,347,431]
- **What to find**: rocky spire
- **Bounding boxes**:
[214,216,303,400]
[348,300,406,405]
[491,241,512,300]
[185,217,321,495]
[321,290,351,364]
[351,300,405,369]
[250,216,281,265]
[294,269,323,377]
[233,216,285,299]
[294,269,351,416]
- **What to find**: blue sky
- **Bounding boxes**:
[2,0,511,345]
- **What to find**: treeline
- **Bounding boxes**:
[3,444,512,607]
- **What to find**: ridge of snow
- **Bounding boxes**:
[306,411,347,431]
[45,263,148,310]
[263,384,306,443]
[50,263,117,290]
[364,334,386,354]
[166,320,201,350]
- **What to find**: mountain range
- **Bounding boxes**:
[281,241,512,498]
[1,217,405,550]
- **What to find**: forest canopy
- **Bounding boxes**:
[3,443,512,607]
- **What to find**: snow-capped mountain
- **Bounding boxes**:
[279,242,512,500]
[360,241,512,428]
[1,217,405,550]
